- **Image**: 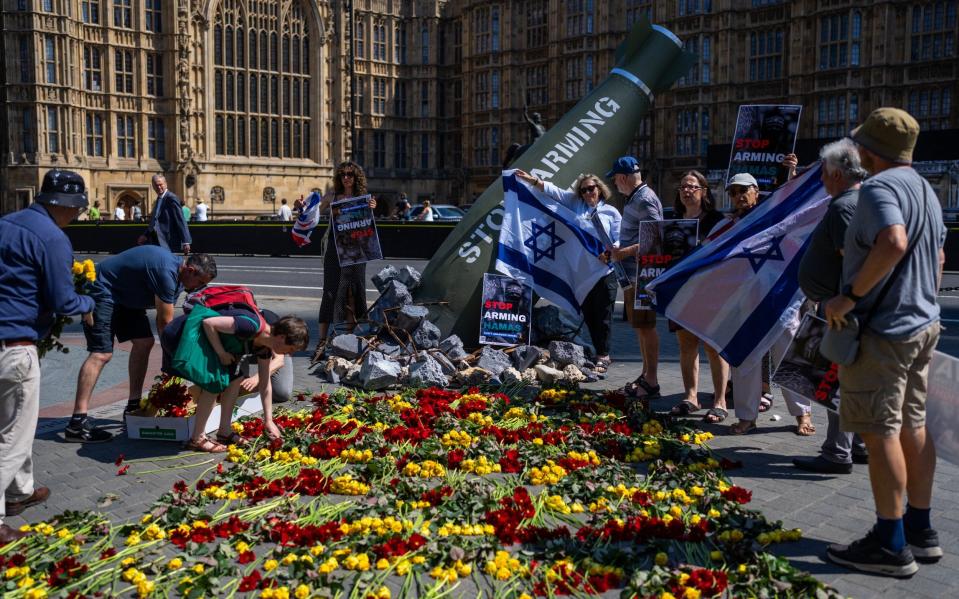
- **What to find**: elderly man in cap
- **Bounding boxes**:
[712,173,814,436]
[607,156,664,400]
[824,108,947,577]
[0,169,96,543]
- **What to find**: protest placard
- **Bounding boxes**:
[634,219,699,310]
[479,273,532,346]
[727,104,802,193]
[330,194,382,266]
[772,314,839,412]
[927,351,959,466]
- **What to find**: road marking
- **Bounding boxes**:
[216,281,379,294]
[216,265,326,273]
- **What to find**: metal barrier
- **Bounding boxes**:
[64,221,457,259]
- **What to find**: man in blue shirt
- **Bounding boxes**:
[0,169,96,543]
[66,246,218,442]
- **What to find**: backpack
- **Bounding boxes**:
[184,285,267,336]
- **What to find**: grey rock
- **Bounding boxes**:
[359,353,402,390]
[344,363,362,384]
[511,345,543,371]
[409,355,449,388]
[430,352,458,376]
[389,304,429,333]
[377,342,402,357]
[476,346,511,376]
[370,280,412,324]
[412,320,441,349]
[548,341,587,368]
[534,364,564,384]
[521,368,539,384]
[531,305,595,354]
[328,334,369,360]
[439,335,464,353]
[501,367,523,384]
[372,265,401,292]
[397,265,423,290]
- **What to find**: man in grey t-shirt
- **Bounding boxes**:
[607,156,663,400]
[824,108,946,578]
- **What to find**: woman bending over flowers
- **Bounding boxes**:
[161,309,309,452]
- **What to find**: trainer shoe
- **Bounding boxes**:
[826,528,919,578]
[906,527,943,564]
[64,420,114,443]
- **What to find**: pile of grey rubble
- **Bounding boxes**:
[313,265,602,390]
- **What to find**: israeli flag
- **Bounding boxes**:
[646,165,831,367]
[495,171,609,316]
[291,191,322,247]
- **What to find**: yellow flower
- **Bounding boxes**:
[654,552,668,566]
[264,559,279,572]
[167,558,183,570]
[136,579,155,597]
[191,564,205,575]
[294,584,311,599]
[72,262,84,275]
[25,589,48,599]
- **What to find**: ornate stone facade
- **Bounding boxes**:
[2,1,957,216]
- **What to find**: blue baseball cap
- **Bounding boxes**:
[605,156,641,178]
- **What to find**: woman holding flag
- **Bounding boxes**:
[514,169,621,374]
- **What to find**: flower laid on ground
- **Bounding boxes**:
[0,386,841,598]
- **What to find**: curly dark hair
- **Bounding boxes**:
[673,170,716,217]
[333,161,368,196]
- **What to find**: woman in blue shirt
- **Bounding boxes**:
[515,169,622,373]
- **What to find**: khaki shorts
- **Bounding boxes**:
[624,287,657,330]
[839,321,941,437]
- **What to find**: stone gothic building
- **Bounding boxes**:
[2,1,957,217]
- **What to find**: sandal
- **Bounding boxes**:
[185,436,228,453]
[215,432,247,446]
[703,407,728,424]
[758,392,773,412]
[594,356,612,375]
[795,414,817,436]
[729,420,757,435]
[625,374,661,399]
[309,340,328,366]
[670,400,701,416]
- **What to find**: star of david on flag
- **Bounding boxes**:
[645,164,832,367]
[495,171,609,317]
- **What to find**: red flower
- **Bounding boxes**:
[721,486,752,504]
[114,454,125,467]
[446,449,465,469]
[116,465,130,476]
[498,449,523,473]
[238,570,262,592]
[237,550,256,564]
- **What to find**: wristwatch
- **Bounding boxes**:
[842,284,863,302]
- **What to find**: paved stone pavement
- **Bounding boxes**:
[7,298,958,599]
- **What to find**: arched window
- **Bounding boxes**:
[213,0,314,159]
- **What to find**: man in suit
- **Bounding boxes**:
[139,174,191,254]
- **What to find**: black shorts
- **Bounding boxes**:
[83,287,153,353]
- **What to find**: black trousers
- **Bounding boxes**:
[581,273,618,356]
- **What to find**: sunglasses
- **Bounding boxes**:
[579,184,598,194]
[340,172,356,178]
[680,185,703,191]
[728,186,752,196]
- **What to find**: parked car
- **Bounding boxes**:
[409,204,466,222]
[943,208,959,224]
